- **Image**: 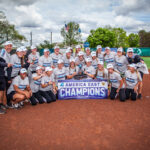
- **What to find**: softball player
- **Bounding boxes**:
[95,61,108,80]
[96,45,104,62]
[28,45,40,73]
[50,46,62,67]
[63,48,73,68]
[40,67,56,103]
[107,64,126,102]
[114,48,128,75]
[7,68,32,109]
[104,47,116,66]
[39,48,53,68]
[75,45,82,57]
[83,58,96,79]
[29,66,45,104]
[84,47,91,60]
[91,51,98,69]
[124,64,142,101]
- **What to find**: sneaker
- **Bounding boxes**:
[18,103,23,108]
[7,103,14,109]
[0,104,6,110]
[20,101,24,106]
[13,103,19,110]
[138,94,142,99]
[0,108,6,114]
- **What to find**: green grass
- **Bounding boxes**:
[142,57,150,69]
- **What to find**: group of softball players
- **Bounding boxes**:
[0,41,149,114]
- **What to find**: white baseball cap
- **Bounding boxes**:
[98,61,104,65]
[105,47,110,50]
[86,58,92,62]
[127,48,133,53]
[76,45,81,49]
[21,46,27,52]
[97,45,102,49]
[128,64,136,69]
[117,48,123,52]
[45,67,53,72]
[107,64,114,69]
[44,48,49,53]
[66,48,71,53]
[36,66,42,71]
[85,47,90,51]
[58,59,64,64]
[78,51,84,56]
[20,68,27,74]
[54,46,60,49]
[70,58,75,63]
[16,47,23,52]
[91,51,96,57]
[4,41,12,46]
[31,45,36,50]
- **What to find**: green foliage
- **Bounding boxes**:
[61,22,81,46]
[38,40,54,49]
[0,11,26,45]
[128,33,139,47]
[138,30,150,47]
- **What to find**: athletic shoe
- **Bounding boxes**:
[7,103,14,109]
[20,101,24,106]
[138,94,142,99]
[0,104,6,110]
[13,103,19,110]
[0,108,6,114]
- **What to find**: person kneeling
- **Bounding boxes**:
[107,64,126,102]
[40,67,56,103]
[7,68,33,109]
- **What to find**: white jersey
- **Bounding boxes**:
[109,71,122,88]
[39,55,53,67]
[83,65,96,79]
[62,55,73,68]
[10,54,21,77]
[84,54,92,60]
[7,75,29,94]
[28,52,40,71]
[96,68,108,80]
[136,62,149,74]
[97,52,104,62]
[0,49,11,76]
[92,58,98,69]
[30,73,42,93]
[114,55,128,74]
[125,70,142,89]
[75,57,85,73]
[40,74,55,91]
[50,53,62,67]
[66,66,80,79]
[104,52,116,65]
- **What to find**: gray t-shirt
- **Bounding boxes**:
[62,55,73,68]
[125,70,142,89]
[40,74,55,91]
[75,57,85,73]
[39,55,53,67]
[97,52,104,62]
[83,65,96,79]
[7,75,29,94]
[114,55,128,74]
[30,73,42,93]
[50,53,62,67]
[10,54,21,77]
[96,68,108,80]
[28,52,40,71]
[92,58,98,69]
[84,53,92,60]
[109,71,122,88]
[104,52,116,65]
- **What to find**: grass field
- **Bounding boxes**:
[142,57,150,69]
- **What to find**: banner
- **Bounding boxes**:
[58,79,108,100]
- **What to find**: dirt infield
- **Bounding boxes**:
[0,74,150,150]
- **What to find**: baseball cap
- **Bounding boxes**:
[128,64,136,69]
[97,45,102,49]
[45,67,53,72]
[107,64,114,69]
[44,48,49,53]
[98,61,104,65]
[117,48,123,52]
[78,51,84,56]
[20,68,27,74]
[127,48,133,53]
[58,59,64,64]
[16,47,23,52]
[85,47,90,51]
[31,45,36,50]
[36,66,42,71]
[66,48,71,53]
[76,45,81,49]
[105,47,110,50]
[54,46,60,49]
[86,58,92,62]
[70,58,75,63]
[91,51,96,57]
[4,41,12,46]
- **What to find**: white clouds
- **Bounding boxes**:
[0,0,149,45]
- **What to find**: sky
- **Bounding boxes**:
[0,0,150,46]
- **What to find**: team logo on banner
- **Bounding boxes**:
[58,79,108,100]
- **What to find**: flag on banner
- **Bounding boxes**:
[78,28,81,33]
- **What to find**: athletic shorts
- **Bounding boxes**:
[0,77,6,91]
[7,91,16,101]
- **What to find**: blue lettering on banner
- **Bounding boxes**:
[58,79,108,100]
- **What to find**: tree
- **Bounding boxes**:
[128,33,139,47]
[87,27,116,48]
[138,30,150,47]
[61,22,81,46]
[38,40,54,49]
[0,11,26,45]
